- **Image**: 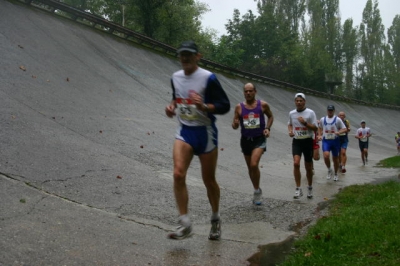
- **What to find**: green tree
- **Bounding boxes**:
[359,0,386,102]
[278,0,306,35]
[303,0,341,92]
[154,0,210,47]
[387,15,400,104]
[207,35,244,68]
[388,15,400,72]
[258,0,306,82]
[222,9,261,71]
[341,19,359,97]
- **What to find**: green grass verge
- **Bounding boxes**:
[376,155,400,168]
[280,157,400,266]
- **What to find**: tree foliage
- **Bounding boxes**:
[60,0,400,105]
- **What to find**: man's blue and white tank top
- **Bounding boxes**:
[171,68,227,127]
[320,116,345,140]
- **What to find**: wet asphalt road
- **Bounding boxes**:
[1,1,399,265]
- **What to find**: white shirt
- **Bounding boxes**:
[288,108,317,139]
[357,127,371,142]
[172,68,213,126]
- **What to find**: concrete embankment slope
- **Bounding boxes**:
[1,0,399,265]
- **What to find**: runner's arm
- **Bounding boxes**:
[204,74,230,115]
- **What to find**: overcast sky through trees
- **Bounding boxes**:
[200,0,400,36]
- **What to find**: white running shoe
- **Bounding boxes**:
[327,168,333,180]
[253,188,262,205]
[333,174,339,181]
[307,187,313,199]
[167,221,192,240]
[293,188,303,199]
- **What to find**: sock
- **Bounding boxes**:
[179,215,191,227]
[211,212,220,221]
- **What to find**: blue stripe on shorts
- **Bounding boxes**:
[175,124,218,155]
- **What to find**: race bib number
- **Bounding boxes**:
[176,98,198,120]
[243,113,260,129]
[359,131,368,142]
[294,127,308,139]
[325,133,336,140]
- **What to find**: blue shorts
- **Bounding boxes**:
[322,138,340,157]
[175,124,218,155]
[339,135,348,149]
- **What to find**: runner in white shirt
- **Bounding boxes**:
[288,93,318,199]
[165,41,230,241]
[318,105,347,181]
[355,120,372,165]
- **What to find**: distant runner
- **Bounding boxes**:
[338,111,351,173]
[355,120,371,166]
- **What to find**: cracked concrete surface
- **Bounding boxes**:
[1,0,400,265]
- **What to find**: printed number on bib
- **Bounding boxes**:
[296,130,309,139]
[243,113,260,129]
[325,133,336,140]
[176,98,198,120]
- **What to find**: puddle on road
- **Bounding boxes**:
[246,200,331,266]
[247,235,295,266]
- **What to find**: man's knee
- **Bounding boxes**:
[173,169,186,184]
[293,161,301,168]
[203,176,218,189]
[249,161,259,171]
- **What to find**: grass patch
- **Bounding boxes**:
[280,181,400,266]
[376,155,400,168]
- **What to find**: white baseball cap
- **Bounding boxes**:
[295,93,306,100]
